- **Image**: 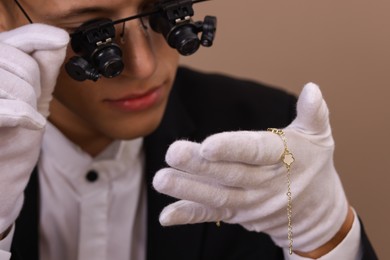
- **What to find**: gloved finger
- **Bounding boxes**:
[0,42,40,106]
[289,82,330,135]
[0,24,69,107]
[159,200,229,226]
[0,99,45,130]
[0,24,69,117]
[33,42,69,117]
[199,131,285,164]
[0,24,69,54]
[153,168,254,208]
[165,140,283,187]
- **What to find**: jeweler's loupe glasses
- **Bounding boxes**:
[15,0,217,82]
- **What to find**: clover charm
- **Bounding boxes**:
[282,151,295,167]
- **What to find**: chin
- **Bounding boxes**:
[100,107,166,141]
[106,122,159,140]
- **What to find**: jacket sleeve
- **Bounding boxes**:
[282,209,378,260]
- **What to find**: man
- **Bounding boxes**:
[0,0,378,259]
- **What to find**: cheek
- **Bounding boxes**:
[2,6,28,30]
[53,60,101,115]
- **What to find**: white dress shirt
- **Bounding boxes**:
[38,122,146,260]
[0,122,363,260]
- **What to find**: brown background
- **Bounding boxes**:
[180,0,389,258]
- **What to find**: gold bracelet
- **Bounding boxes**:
[267,128,294,255]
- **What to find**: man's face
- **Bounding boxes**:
[8,0,180,152]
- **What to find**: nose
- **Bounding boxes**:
[117,20,157,80]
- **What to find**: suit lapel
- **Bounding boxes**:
[144,74,207,260]
[11,168,39,260]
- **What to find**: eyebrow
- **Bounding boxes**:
[43,7,109,20]
[44,0,159,21]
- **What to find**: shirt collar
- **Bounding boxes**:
[41,122,143,183]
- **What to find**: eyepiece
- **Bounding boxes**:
[93,45,124,78]
[66,19,124,81]
[168,24,200,56]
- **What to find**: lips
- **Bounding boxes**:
[103,86,164,112]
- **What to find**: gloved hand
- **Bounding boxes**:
[0,24,69,234]
[153,83,349,253]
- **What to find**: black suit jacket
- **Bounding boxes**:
[12,67,378,259]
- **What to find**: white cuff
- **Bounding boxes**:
[0,224,14,260]
[0,251,11,260]
[283,209,362,260]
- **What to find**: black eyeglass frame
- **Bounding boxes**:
[14,0,216,82]
[14,0,210,36]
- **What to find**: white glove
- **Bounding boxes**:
[153,83,349,253]
[0,24,69,233]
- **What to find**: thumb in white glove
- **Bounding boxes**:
[153,83,349,253]
[0,24,69,233]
